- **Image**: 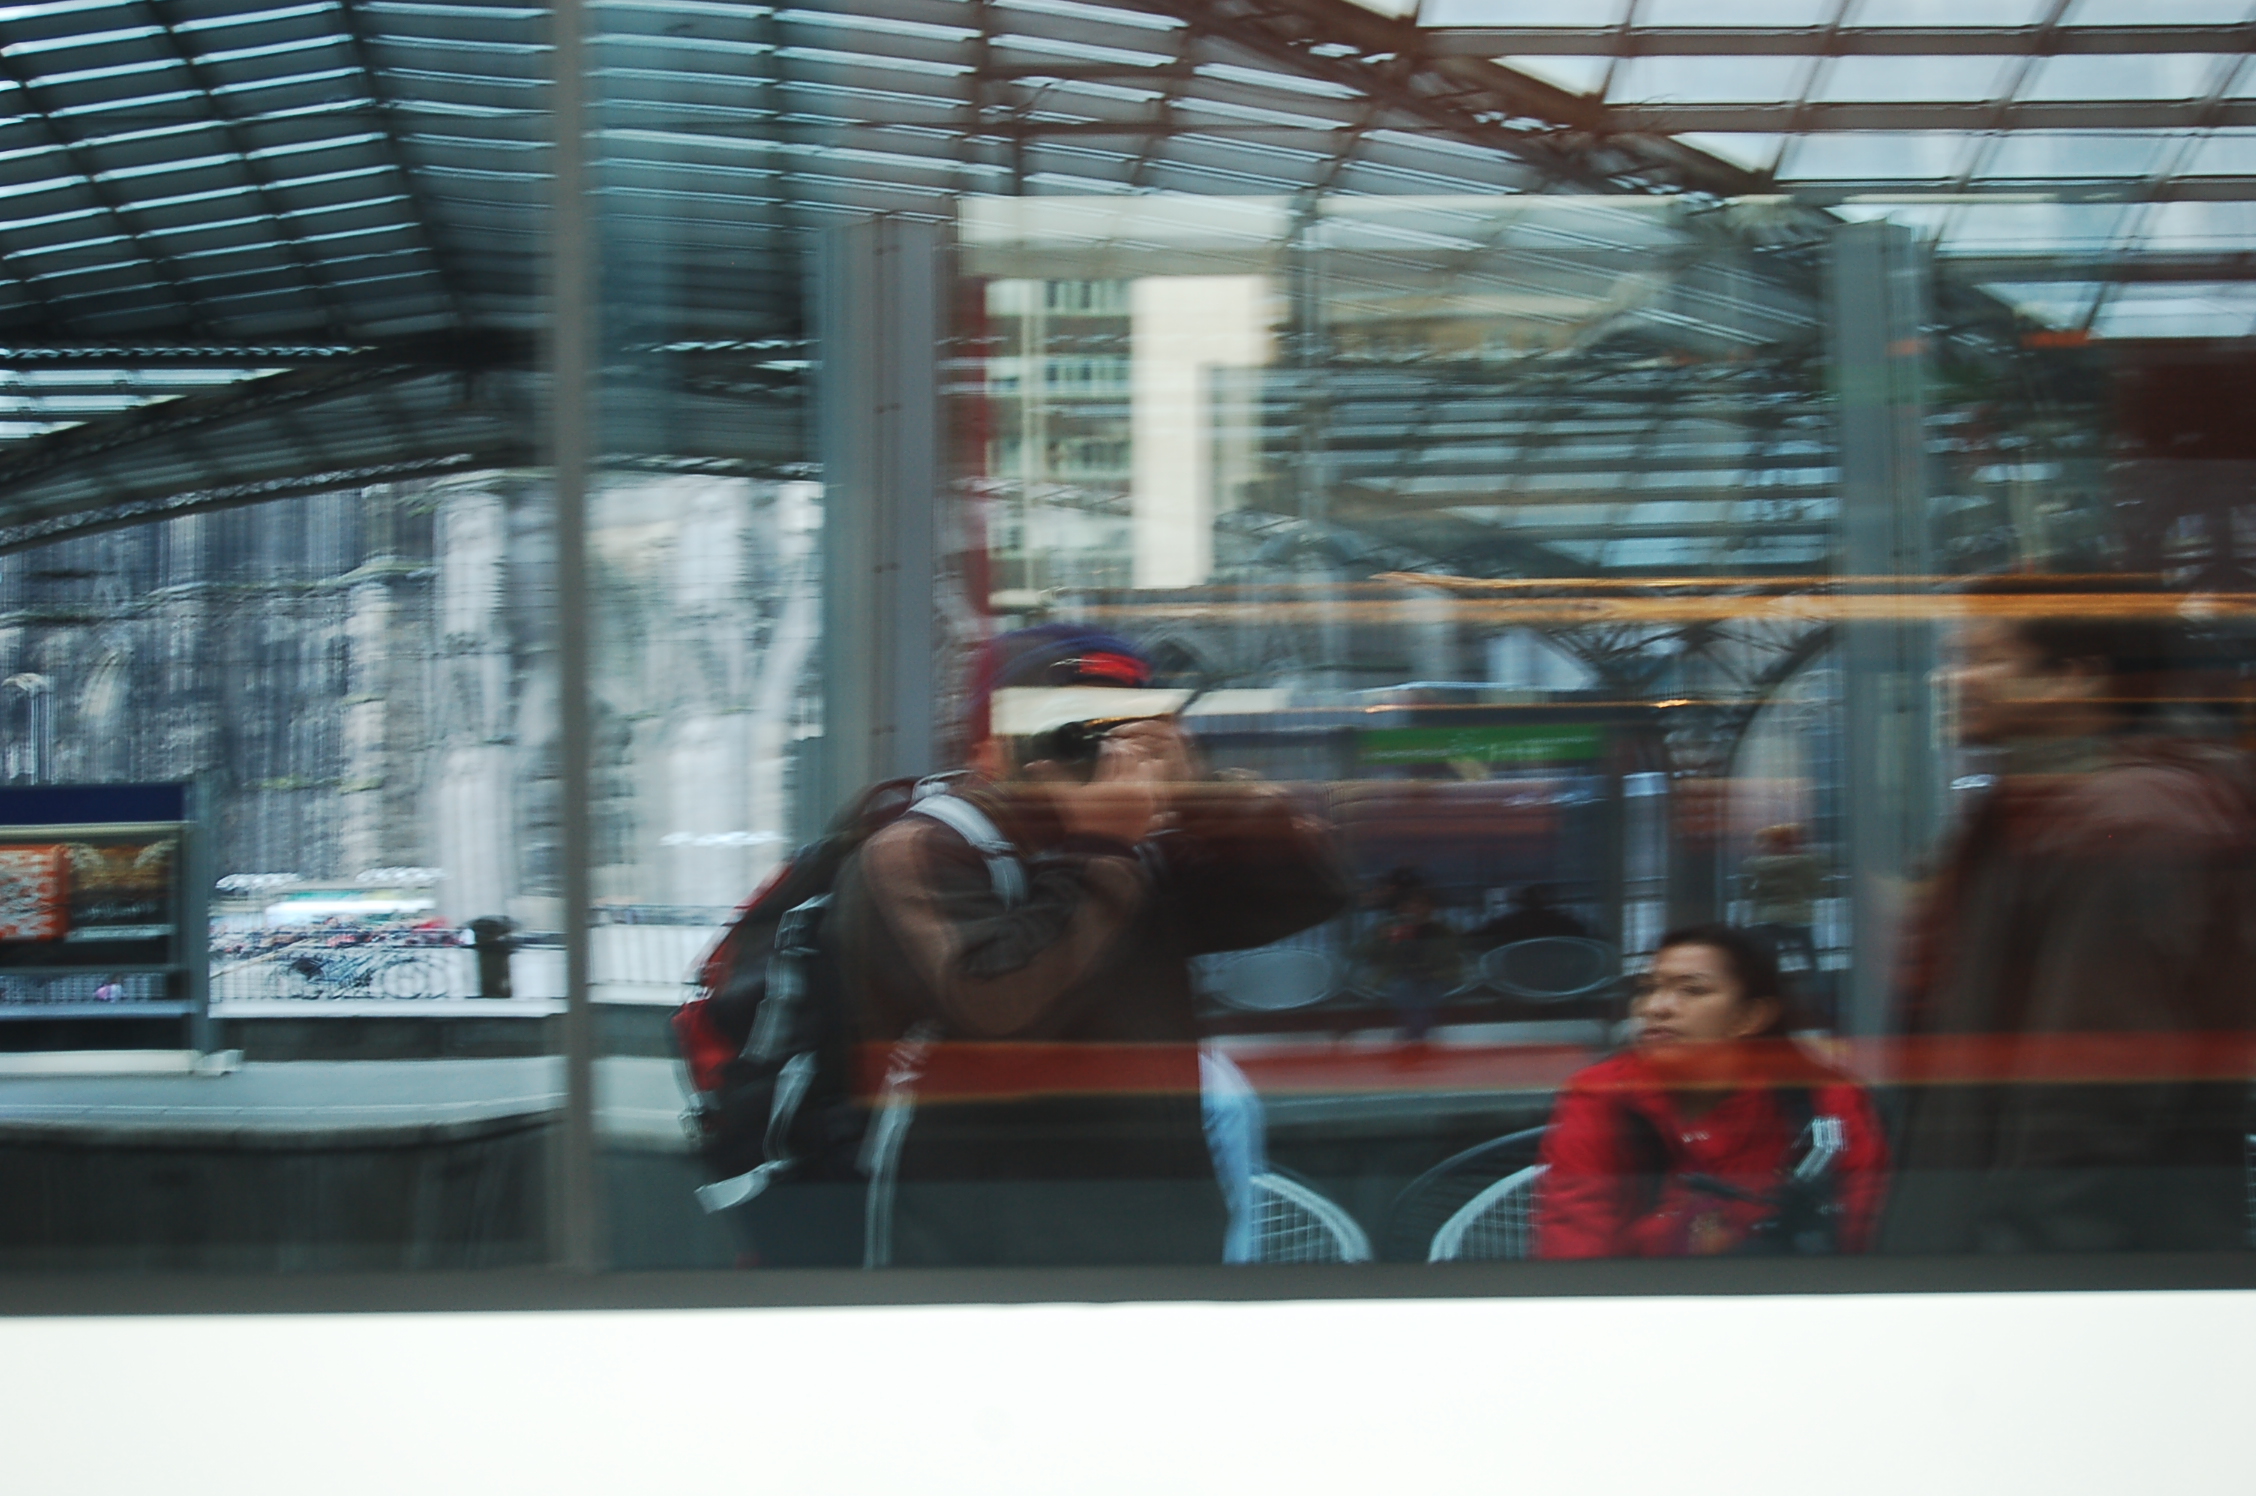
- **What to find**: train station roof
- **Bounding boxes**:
[0,0,2239,573]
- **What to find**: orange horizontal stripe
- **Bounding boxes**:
[1075,593,2256,628]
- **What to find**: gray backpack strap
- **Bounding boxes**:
[907,794,1026,906]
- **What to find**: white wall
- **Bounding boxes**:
[1130,275,1272,589]
[4,1291,2247,1495]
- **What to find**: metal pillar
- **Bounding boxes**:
[184,777,214,1054]
[1827,221,1943,1037]
[812,217,944,823]
[549,0,600,1271]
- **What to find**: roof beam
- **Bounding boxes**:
[1116,0,1765,200]
[0,449,524,556]
[1339,482,1834,509]
[1609,101,2256,132]
[1443,518,1832,543]
[1419,24,2256,59]
[1787,179,2256,206]
[0,336,533,370]
[0,333,525,496]
[1944,250,2256,284]
[332,0,475,329]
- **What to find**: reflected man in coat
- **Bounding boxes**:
[1883,580,2256,1254]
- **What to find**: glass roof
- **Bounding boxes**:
[1370,0,2256,342]
[0,0,2246,559]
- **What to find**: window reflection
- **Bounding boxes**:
[3,93,2252,1277]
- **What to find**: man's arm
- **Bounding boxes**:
[1148,780,1352,956]
[855,816,1150,1040]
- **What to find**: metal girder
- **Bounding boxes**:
[1419,24,2256,59]
[1325,501,1660,580]
[1416,517,1833,543]
[0,335,800,498]
[1611,101,2256,132]
[0,355,808,549]
[0,336,532,367]
[1337,481,1834,509]
[1331,448,1826,482]
[1222,502,1594,581]
[1115,0,1767,201]
[1944,251,2256,285]
[0,342,402,368]
[0,449,525,556]
[333,0,474,330]
[0,333,528,496]
[1789,180,2256,207]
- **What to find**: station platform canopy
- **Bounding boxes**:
[0,0,2242,571]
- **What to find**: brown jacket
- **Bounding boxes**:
[832,776,1349,1267]
[1884,739,2256,1252]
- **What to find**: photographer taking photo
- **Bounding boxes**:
[831,625,1349,1267]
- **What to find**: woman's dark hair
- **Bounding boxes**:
[1653,923,1796,1037]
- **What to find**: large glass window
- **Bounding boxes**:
[0,0,2251,1290]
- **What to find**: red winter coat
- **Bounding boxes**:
[1535,1048,1889,1259]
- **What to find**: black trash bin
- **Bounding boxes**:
[466,915,518,1000]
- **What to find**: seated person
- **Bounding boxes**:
[1535,924,1888,1258]
[1472,883,1589,946]
[1353,871,1464,1042]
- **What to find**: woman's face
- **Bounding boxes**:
[1632,942,1775,1048]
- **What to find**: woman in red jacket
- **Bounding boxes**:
[1535,924,1888,1259]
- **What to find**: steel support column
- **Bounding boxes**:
[811,217,944,824]
[1828,222,1943,1038]
[550,0,601,1271]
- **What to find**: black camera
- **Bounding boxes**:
[1024,715,1161,777]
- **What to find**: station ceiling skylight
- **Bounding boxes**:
[1390,0,2256,335]
[0,0,2244,559]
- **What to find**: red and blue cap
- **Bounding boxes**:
[970,625,1185,741]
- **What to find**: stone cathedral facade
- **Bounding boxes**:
[0,475,821,927]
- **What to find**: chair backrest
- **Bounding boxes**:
[1428,1164,1547,1262]
[1479,937,1617,1002]
[1201,947,1339,1012]
[1379,1125,1548,1262]
[1248,1170,1373,1264]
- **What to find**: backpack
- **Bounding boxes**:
[1620,1087,1850,1256]
[671,775,1024,1244]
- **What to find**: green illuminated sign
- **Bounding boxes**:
[1358,723,1604,766]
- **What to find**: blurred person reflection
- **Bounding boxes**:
[1883,581,2256,1254]
[1536,925,1889,1258]
[1739,824,1824,979]
[1354,869,1464,1043]
[831,625,1349,1267]
[1472,882,1590,946]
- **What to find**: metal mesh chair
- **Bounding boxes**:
[1200,946,1339,1013]
[1428,1164,1548,1262]
[1379,1125,1548,1262]
[1247,1170,1373,1264]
